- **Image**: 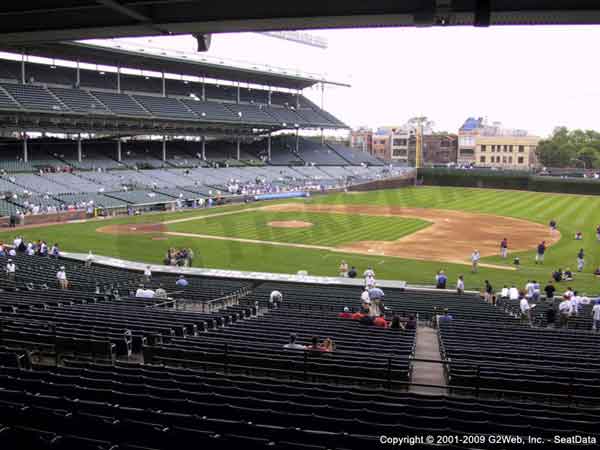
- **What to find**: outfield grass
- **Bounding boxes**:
[167,210,430,246]
[2,186,600,294]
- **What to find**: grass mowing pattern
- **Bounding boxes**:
[2,186,600,293]
[167,211,430,246]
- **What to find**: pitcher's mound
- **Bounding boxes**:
[268,220,313,229]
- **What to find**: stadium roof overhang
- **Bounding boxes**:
[1,1,599,46]
[0,41,347,90]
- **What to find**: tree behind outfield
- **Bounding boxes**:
[537,127,600,168]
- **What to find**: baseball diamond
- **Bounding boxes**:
[3,186,600,293]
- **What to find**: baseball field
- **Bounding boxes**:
[2,185,600,293]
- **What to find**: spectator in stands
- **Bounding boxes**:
[321,337,335,352]
[438,309,454,326]
[26,242,35,256]
[545,306,556,328]
[338,260,348,277]
[592,300,600,332]
[39,241,48,257]
[187,248,194,267]
[360,287,370,305]
[50,243,60,258]
[471,249,480,273]
[8,247,16,257]
[500,285,509,300]
[405,314,417,330]
[373,314,388,328]
[176,275,188,288]
[269,290,283,309]
[359,313,374,326]
[390,315,405,330]
[544,281,556,301]
[564,287,574,299]
[347,266,357,279]
[559,296,572,328]
[135,284,145,297]
[456,275,464,294]
[283,333,305,350]
[519,296,532,326]
[56,266,68,289]
[5,259,16,281]
[13,236,22,251]
[570,291,580,316]
[483,280,493,303]
[142,287,155,298]
[85,251,94,268]
[143,265,152,282]
[508,285,519,301]
[532,280,541,302]
[524,280,533,299]
[338,307,352,319]
[351,309,366,321]
[155,284,167,299]
[435,270,447,289]
[307,336,326,352]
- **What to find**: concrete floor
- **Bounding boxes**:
[409,325,448,395]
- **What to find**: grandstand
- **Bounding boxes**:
[3,6,598,450]
[1,250,599,450]
[0,46,394,218]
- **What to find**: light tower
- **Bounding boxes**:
[415,123,423,170]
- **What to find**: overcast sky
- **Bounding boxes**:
[122,26,600,137]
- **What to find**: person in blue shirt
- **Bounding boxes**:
[438,309,454,325]
[435,270,447,289]
[176,275,189,288]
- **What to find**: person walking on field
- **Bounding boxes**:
[500,238,508,259]
[577,248,585,272]
[471,250,480,273]
[596,224,600,242]
[535,241,546,265]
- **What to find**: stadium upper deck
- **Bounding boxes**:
[0,42,347,137]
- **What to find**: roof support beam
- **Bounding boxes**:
[95,0,168,35]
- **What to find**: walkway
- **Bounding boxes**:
[409,325,447,395]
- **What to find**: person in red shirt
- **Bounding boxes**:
[351,311,365,320]
[373,314,388,328]
[338,307,352,319]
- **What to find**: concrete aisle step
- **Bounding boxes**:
[409,325,447,395]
